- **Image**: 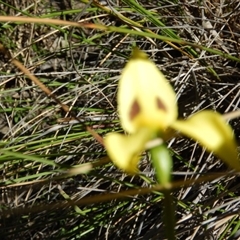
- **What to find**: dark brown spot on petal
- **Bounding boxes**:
[156,97,167,112]
[129,100,141,120]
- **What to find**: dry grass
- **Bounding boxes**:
[0,0,240,239]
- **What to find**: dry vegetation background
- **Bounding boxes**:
[0,0,240,239]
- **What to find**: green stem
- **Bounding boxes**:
[163,189,176,240]
[150,144,175,240]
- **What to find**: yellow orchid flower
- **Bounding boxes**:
[104,48,239,174]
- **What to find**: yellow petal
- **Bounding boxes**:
[171,111,240,171]
[118,48,177,133]
[104,128,152,174]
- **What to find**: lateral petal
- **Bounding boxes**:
[171,111,240,171]
[104,128,152,174]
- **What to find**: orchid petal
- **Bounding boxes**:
[118,48,177,134]
[171,111,240,171]
[104,128,152,174]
